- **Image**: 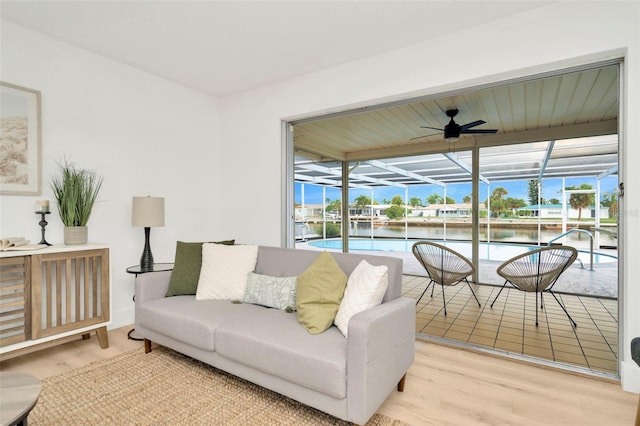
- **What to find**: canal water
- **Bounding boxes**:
[301,221,618,248]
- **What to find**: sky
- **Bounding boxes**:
[295,175,619,206]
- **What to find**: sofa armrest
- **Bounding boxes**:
[135,270,172,303]
[346,297,415,425]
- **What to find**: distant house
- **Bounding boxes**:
[294,204,326,219]
[516,204,609,219]
[349,204,389,217]
[298,202,496,219]
[409,203,484,218]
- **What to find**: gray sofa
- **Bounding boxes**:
[135,245,415,425]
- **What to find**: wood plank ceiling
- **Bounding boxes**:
[292,62,620,377]
[293,63,619,164]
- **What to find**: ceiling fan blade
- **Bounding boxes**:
[420,125,444,131]
[410,133,439,140]
[459,120,486,131]
[461,129,498,134]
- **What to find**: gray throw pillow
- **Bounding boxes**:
[243,272,297,311]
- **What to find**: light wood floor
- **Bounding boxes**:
[1,325,637,425]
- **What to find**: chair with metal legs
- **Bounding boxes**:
[412,241,481,315]
[490,246,578,327]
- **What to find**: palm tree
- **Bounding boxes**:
[426,193,443,205]
[354,194,371,208]
[484,187,508,218]
[491,186,508,200]
[602,190,619,218]
[409,197,423,207]
[391,195,404,205]
[326,199,341,213]
[528,179,540,205]
[566,184,594,221]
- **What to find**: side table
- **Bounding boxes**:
[0,371,41,426]
[126,263,174,341]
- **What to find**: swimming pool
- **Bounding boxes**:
[307,238,617,264]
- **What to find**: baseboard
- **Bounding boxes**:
[109,306,135,330]
[621,360,640,393]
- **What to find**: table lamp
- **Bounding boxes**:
[132,196,165,272]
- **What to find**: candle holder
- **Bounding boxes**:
[35,211,53,246]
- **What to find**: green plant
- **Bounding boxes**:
[315,222,341,237]
[50,160,103,226]
[385,205,409,220]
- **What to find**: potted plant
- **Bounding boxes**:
[50,159,103,245]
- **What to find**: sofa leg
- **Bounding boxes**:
[144,338,152,353]
[397,373,407,392]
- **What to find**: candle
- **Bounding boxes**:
[36,200,50,213]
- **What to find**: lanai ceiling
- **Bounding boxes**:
[294,63,619,189]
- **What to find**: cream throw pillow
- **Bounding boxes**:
[296,251,347,334]
[334,260,388,337]
[196,244,259,300]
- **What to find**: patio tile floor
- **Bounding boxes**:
[402,274,618,376]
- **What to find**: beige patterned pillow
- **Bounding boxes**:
[334,260,388,337]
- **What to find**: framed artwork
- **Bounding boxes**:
[0,81,42,195]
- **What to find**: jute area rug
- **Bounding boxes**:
[30,345,409,425]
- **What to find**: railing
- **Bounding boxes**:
[547,229,593,270]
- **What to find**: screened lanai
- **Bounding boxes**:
[288,61,621,377]
[294,134,618,248]
[286,62,619,270]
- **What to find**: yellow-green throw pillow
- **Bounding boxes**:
[296,251,347,334]
[166,240,234,297]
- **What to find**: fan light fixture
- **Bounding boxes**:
[414,108,498,142]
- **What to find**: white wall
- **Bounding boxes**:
[0,20,225,329]
[219,1,640,392]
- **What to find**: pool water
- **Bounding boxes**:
[308,238,617,264]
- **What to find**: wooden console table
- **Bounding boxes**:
[0,244,111,361]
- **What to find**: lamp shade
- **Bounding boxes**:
[132,196,165,228]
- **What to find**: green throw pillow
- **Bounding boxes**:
[296,251,347,334]
[166,240,235,297]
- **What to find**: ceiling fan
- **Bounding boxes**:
[413,109,498,141]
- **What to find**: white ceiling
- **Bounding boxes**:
[0,0,553,97]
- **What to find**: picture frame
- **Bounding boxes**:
[0,81,42,195]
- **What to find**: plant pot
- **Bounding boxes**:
[64,226,88,245]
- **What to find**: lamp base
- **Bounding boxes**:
[140,227,154,271]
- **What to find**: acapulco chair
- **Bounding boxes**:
[412,241,480,315]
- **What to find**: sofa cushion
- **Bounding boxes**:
[137,297,250,351]
[296,252,347,334]
[335,260,388,337]
[196,244,259,300]
[166,240,234,297]
[243,272,297,311]
[215,307,347,399]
